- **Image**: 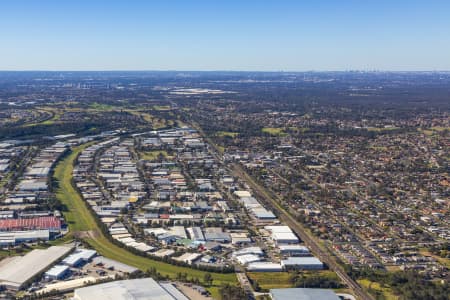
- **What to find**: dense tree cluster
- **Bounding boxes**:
[347,267,449,300]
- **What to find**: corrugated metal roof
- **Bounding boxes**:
[270,288,340,300]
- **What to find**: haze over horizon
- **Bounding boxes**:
[1,0,450,71]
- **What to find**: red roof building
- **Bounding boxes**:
[0,216,61,231]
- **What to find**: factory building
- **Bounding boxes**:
[187,226,205,243]
[73,278,189,300]
[265,225,299,245]
[45,265,70,280]
[270,288,340,300]
[62,248,97,267]
[0,216,61,231]
[281,257,324,270]
[246,262,283,272]
[279,245,310,256]
[0,229,49,246]
[0,245,72,290]
[92,256,138,274]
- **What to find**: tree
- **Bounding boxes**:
[204,272,213,286]
[219,284,247,300]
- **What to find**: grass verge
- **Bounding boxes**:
[53,143,237,296]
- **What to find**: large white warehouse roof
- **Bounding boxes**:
[73,278,188,300]
[0,245,72,290]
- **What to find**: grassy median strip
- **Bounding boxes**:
[53,143,237,295]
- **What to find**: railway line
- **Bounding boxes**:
[230,163,374,300]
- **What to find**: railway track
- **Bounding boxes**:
[230,164,374,300]
[192,122,374,300]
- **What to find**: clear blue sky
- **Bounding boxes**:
[1,0,449,71]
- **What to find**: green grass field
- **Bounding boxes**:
[247,272,293,289]
[247,270,340,291]
[358,279,399,300]
[288,127,309,134]
[261,127,287,136]
[366,127,399,132]
[216,131,239,138]
[153,105,172,111]
[419,249,450,269]
[53,144,237,296]
[139,150,169,161]
[419,127,450,136]
[89,102,116,111]
[430,126,450,131]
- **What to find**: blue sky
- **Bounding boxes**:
[0,0,449,71]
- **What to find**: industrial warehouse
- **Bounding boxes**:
[0,142,68,247]
[72,278,189,300]
[0,245,72,290]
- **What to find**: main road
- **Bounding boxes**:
[230,163,374,300]
[193,122,374,300]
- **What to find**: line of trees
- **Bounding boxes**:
[346,266,449,300]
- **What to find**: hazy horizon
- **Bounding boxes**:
[1,1,450,71]
[0,69,450,73]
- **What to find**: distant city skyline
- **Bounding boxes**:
[1,0,450,71]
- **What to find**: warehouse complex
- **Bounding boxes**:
[0,229,49,246]
[73,278,189,300]
[270,288,341,300]
[281,257,324,270]
[0,245,72,290]
[0,216,61,231]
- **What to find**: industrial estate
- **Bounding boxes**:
[0,71,448,300]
